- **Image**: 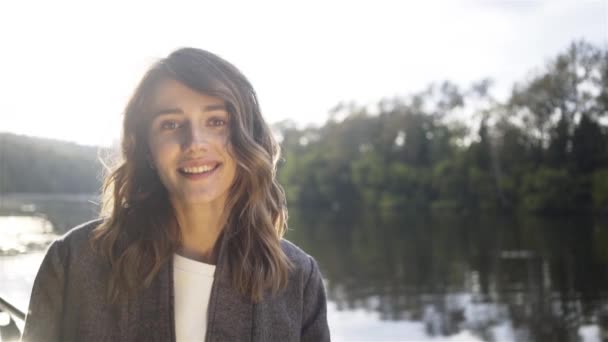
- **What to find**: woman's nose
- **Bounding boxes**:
[182,123,209,152]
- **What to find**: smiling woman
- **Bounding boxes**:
[147,80,237,214]
[20,48,330,342]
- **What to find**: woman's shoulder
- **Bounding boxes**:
[54,218,103,243]
[280,239,311,263]
[45,218,104,259]
[279,239,321,279]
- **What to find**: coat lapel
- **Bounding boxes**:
[125,234,254,342]
[205,264,254,341]
[127,260,175,342]
[205,234,254,341]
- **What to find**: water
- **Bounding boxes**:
[284,209,608,341]
[0,216,49,341]
[1,195,606,341]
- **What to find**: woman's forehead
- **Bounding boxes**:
[149,78,226,110]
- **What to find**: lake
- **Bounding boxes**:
[1,194,606,341]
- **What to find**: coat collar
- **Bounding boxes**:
[122,231,255,341]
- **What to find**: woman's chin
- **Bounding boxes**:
[172,191,226,207]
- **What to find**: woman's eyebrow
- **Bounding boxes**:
[152,108,184,118]
[203,104,227,112]
[152,104,226,118]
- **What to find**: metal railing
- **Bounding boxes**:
[0,295,25,340]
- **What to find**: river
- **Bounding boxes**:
[1,194,606,341]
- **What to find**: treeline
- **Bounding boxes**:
[276,41,608,215]
[3,41,607,216]
[0,133,102,193]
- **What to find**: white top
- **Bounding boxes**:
[173,253,216,342]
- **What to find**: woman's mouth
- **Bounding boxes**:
[178,163,221,179]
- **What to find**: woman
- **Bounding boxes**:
[21,48,330,341]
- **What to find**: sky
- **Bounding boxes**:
[0,0,606,147]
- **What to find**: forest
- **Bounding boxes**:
[1,40,607,217]
[0,133,102,194]
[276,40,608,216]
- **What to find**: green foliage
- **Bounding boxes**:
[4,40,608,217]
[277,40,608,216]
[0,133,103,194]
[592,169,608,212]
[519,167,588,214]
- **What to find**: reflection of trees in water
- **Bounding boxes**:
[0,194,100,233]
[3,195,607,340]
[286,208,608,341]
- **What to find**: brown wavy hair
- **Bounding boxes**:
[92,48,292,303]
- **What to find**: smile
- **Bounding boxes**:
[177,162,221,179]
[180,165,216,174]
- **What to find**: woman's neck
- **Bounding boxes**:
[171,199,227,264]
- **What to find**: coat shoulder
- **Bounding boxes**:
[280,239,317,276]
[50,218,104,255]
[280,239,311,262]
[58,217,103,240]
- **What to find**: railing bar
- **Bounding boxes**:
[0,295,26,321]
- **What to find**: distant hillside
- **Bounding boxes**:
[0,133,107,193]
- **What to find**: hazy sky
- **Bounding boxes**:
[0,0,606,146]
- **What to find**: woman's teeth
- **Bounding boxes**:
[182,165,215,174]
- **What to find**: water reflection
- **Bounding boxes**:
[0,193,99,234]
[1,194,607,341]
[285,209,608,341]
[0,216,55,255]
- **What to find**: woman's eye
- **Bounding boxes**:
[160,121,181,130]
[209,118,227,127]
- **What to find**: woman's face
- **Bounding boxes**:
[146,79,237,209]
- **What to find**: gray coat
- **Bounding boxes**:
[21,219,330,341]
